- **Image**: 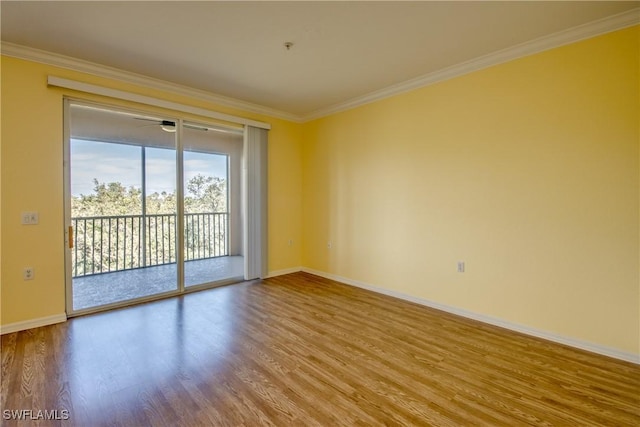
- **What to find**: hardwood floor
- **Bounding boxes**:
[2,272,639,426]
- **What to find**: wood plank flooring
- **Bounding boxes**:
[1,272,639,426]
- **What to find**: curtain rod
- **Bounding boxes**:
[47,76,271,130]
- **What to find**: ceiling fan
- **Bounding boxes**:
[133,117,208,133]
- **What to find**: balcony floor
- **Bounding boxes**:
[72,256,244,311]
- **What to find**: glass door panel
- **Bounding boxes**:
[182,122,244,288]
[68,103,178,312]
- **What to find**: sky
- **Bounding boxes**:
[70,139,228,196]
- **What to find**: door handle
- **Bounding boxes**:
[68,225,74,249]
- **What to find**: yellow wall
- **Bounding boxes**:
[302,27,639,355]
[2,26,638,358]
[0,57,302,325]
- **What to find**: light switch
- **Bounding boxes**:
[21,211,39,225]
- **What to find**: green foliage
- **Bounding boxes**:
[72,179,142,216]
[71,174,228,277]
[71,174,227,217]
[145,191,177,215]
[185,175,227,214]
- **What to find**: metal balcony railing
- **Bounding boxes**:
[71,213,228,278]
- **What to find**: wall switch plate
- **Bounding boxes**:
[23,267,34,280]
[457,261,465,273]
[21,211,39,225]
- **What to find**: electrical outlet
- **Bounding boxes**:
[288,239,293,246]
[327,241,332,249]
[457,261,465,273]
[23,267,34,280]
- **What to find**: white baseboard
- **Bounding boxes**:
[0,313,67,335]
[0,268,296,335]
[301,268,640,365]
[3,269,637,364]
[266,266,302,278]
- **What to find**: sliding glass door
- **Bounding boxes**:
[67,103,179,312]
[182,122,244,288]
[65,100,255,315]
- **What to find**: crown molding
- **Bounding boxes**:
[48,76,271,130]
[2,8,637,124]
[302,8,640,122]
[1,42,303,123]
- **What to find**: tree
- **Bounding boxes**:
[72,179,142,216]
[185,174,227,213]
[145,191,177,215]
[71,175,228,276]
[71,174,227,217]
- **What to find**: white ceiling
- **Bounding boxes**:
[1,1,638,118]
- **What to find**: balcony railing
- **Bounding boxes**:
[71,212,228,278]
